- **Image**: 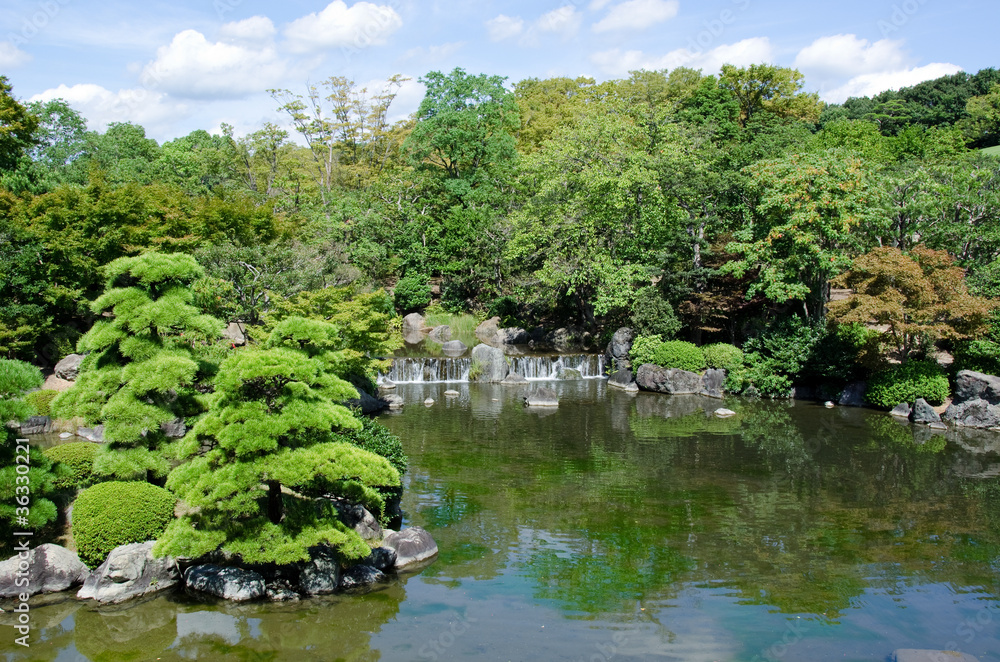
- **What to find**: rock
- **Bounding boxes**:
[953,370,1000,405]
[892,650,978,662]
[557,367,583,380]
[890,403,912,418]
[19,415,52,435]
[402,312,426,335]
[424,398,434,406]
[346,388,388,415]
[607,368,638,393]
[221,322,247,347]
[714,408,737,418]
[911,398,942,424]
[444,390,460,397]
[635,364,702,395]
[78,542,179,604]
[265,580,300,602]
[185,564,265,602]
[428,325,451,343]
[838,381,868,407]
[0,544,89,598]
[824,401,835,408]
[944,398,1000,429]
[525,387,559,407]
[441,340,468,356]
[501,372,528,385]
[59,432,72,439]
[54,354,85,381]
[700,369,726,399]
[384,393,404,410]
[298,547,340,596]
[379,379,397,390]
[500,327,531,346]
[42,374,73,392]
[546,327,582,352]
[160,418,186,438]
[791,385,818,401]
[929,422,948,431]
[365,547,397,571]
[382,527,439,568]
[330,501,383,541]
[475,317,502,346]
[76,425,104,442]
[339,565,385,591]
[470,344,509,383]
[605,327,635,372]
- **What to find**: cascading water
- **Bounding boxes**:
[380,354,606,384]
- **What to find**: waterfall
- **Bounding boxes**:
[380,354,606,384]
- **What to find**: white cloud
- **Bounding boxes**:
[402,41,465,62]
[589,0,615,10]
[218,16,276,46]
[536,6,582,38]
[590,37,773,77]
[592,0,679,34]
[140,29,287,100]
[794,34,911,84]
[30,83,187,134]
[284,1,402,53]
[0,41,31,68]
[485,14,525,42]
[823,62,964,103]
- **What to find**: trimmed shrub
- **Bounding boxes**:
[43,442,99,491]
[652,341,706,372]
[702,343,744,371]
[630,287,682,339]
[629,334,663,368]
[72,481,176,567]
[338,417,408,477]
[865,360,950,409]
[393,273,431,313]
[24,389,60,417]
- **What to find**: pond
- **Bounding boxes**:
[4,379,1000,661]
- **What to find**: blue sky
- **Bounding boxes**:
[1,0,996,141]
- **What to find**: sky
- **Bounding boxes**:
[1,0,997,142]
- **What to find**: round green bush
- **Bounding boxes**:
[652,341,706,372]
[702,343,744,371]
[393,273,432,313]
[43,442,99,491]
[629,334,663,367]
[24,389,60,417]
[630,287,681,338]
[865,360,950,409]
[72,481,177,567]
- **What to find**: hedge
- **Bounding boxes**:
[865,360,950,409]
[72,481,176,567]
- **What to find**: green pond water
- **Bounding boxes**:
[4,379,1000,661]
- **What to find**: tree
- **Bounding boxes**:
[0,221,53,359]
[52,253,223,481]
[719,64,822,127]
[156,317,400,565]
[829,246,995,361]
[0,75,38,171]
[962,83,1000,148]
[2,98,88,193]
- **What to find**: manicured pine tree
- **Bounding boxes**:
[52,252,223,481]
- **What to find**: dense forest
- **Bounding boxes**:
[2,63,1000,395]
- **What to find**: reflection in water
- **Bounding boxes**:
[6,380,1000,661]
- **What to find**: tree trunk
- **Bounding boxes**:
[267,481,283,524]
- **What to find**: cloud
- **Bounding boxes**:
[30,83,187,134]
[139,29,287,100]
[402,41,465,63]
[218,16,276,46]
[284,1,402,53]
[485,14,525,42]
[0,41,31,68]
[592,0,679,33]
[590,37,774,77]
[536,6,582,38]
[794,34,911,84]
[822,62,964,103]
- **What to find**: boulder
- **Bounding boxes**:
[402,313,426,335]
[332,502,383,541]
[221,322,247,347]
[379,379,397,390]
[424,398,434,406]
[911,398,941,425]
[160,418,186,438]
[892,650,978,662]
[714,408,737,418]
[365,547,397,571]
[545,327,582,352]
[384,393,404,410]
[346,388,387,415]
[0,544,89,598]
[607,368,638,393]
[339,565,385,591]
[501,372,528,385]
[20,415,52,435]
[76,425,104,443]
[890,403,912,418]
[700,369,726,399]
[54,354,85,381]
[838,381,868,407]
[382,527,439,568]
[444,390,460,397]
[185,564,265,602]
[525,387,559,407]
[605,327,635,372]
[475,317,502,346]
[428,325,451,343]
[77,542,179,604]
[944,398,1000,429]
[635,365,702,395]
[470,344,509,383]
[441,340,468,356]
[500,327,531,346]
[953,370,1000,405]
[557,367,583,380]
[265,580,300,602]
[298,546,340,596]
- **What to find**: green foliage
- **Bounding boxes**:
[952,339,1000,376]
[803,323,883,384]
[652,341,706,372]
[43,442,99,490]
[630,287,682,339]
[24,389,59,416]
[629,334,664,368]
[0,358,42,423]
[866,360,950,409]
[728,318,824,398]
[0,76,39,171]
[488,296,522,327]
[73,481,176,567]
[393,273,432,313]
[702,343,744,371]
[335,417,407,477]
